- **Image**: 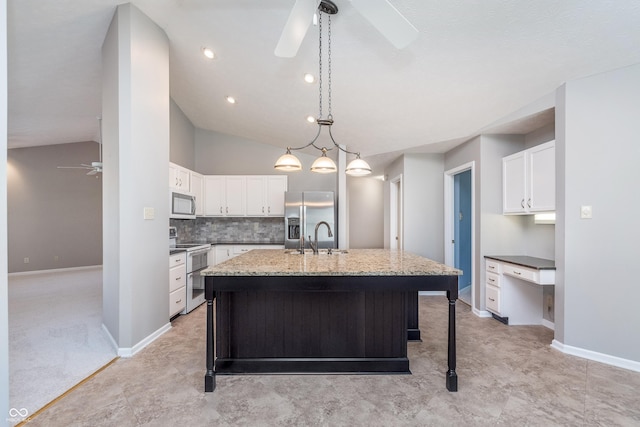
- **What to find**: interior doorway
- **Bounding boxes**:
[389,174,403,250]
[444,163,475,308]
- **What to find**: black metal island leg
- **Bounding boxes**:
[446,288,458,391]
[204,277,215,392]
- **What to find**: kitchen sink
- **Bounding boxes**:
[284,249,348,255]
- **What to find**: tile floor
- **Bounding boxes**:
[22,296,640,426]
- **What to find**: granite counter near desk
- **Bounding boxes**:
[202,249,461,393]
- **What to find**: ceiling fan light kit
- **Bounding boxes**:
[274,1,372,177]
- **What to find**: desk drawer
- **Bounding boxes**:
[486,271,501,289]
[486,285,501,314]
[486,260,501,274]
[503,264,537,283]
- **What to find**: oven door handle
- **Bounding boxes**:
[189,248,210,257]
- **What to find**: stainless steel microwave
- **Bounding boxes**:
[170,191,196,219]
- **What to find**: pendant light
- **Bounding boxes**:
[273,1,372,177]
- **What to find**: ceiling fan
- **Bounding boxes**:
[57,117,103,176]
[275,0,419,58]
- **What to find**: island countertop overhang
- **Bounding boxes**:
[201,249,461,277]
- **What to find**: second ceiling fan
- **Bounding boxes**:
[274,0,419,58]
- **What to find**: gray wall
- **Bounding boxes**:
[556,63,640,363]
[170,98,195,169]
[347,176,384,248]
[384,154,445,261]
[102,4,170,351]
[194,128,336,192]
[7,142,102,273]
[1,0,10,419]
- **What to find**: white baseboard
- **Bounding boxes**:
[102,322,172,358]
[474,308,493,318]
[551,339,640,373]
[9,264,102,277]
[541,319,555,330]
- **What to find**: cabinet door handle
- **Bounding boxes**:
[488,278,495,282]
[268,206,271,214]
[220,207,223,214]
[226,207,229,214]
[488,265,495,270]
[262,207,265,213]
[521,199,525,208]
[527,198,531,208]
[513,270,521,275]
[175,276,181,281]
[488,297,495,302]
[176,299,182,304]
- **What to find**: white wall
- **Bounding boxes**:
[1,0,10,422]
[555,63,640,365]
[102,4,170,353]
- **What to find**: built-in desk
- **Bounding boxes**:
[484,255,555,326]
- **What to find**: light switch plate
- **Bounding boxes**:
[580,205,592,219]
[143,207,155,220]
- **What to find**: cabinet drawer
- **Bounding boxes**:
[486,260,501,274]
[486,271,501,288]
[170,287,186,317]
[170,253,186,267]
[503,264,537,283]
[169,264,186,292]
[486,285,501,315]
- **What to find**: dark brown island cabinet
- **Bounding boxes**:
[202,249,461,392]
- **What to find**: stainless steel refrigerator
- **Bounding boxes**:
[284,191,336,250]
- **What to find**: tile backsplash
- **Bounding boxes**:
[170,217,285,244]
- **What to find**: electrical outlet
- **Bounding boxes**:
[54,255,59,262]
[143,207,155,220]
[580,205,593,219]
[23,257,29,264]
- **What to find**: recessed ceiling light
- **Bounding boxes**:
[304,73,315,83]
[306,115,316,123]
[226,96,236,104]
[202,47,215,59]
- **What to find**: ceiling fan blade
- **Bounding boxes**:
[349,0,419,49]
[275,0,319,58]
[87,169,98,176]
[57,166,91,170]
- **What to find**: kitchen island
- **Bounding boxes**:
[202,249,461,392]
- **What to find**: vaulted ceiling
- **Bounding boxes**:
[8,1,640,172]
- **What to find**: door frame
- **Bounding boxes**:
[389,174,403,250]
[444,162,476,311]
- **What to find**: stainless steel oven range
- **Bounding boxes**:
[169,227,211,314]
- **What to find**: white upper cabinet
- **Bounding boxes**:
[190,171,204,216]
[503,140,555,214]
[169,162,191,191]
[246,176,288,217]
[204,175,227,216]
[205,175,287,217]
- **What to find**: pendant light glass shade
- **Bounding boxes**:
[274,149,302,171]
[345,156,372,176]
[310,149,337,173]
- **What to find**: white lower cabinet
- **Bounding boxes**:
[169,252,186,317]
[213,244,285,265]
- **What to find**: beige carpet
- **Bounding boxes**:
[8,266,116,422]
[22,295,640,426]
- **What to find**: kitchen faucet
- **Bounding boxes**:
[309,221,333,254]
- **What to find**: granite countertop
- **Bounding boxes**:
[209,241,285,246]
[484,255,555,270]
[202,249,462,277]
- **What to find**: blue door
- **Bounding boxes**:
[454,170,472,293]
